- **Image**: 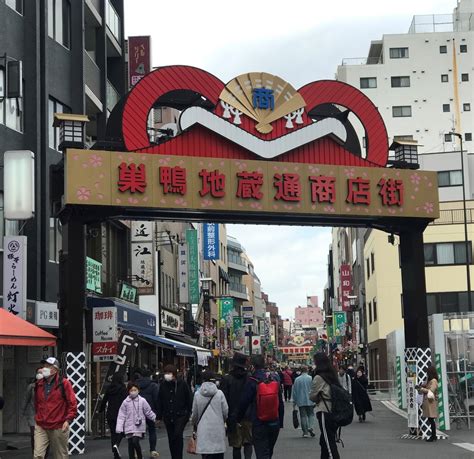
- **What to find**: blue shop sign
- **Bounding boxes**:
[203,223,220,260]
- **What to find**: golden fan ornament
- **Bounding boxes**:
[219,72,306,134]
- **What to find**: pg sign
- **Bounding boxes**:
[62,66,439,226]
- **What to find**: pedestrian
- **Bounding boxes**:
[116,383,157,459]
[292,366,316,438]
[134,368,160,457]
[282,366,294,402]
[237,354,284,459]
[22,367,48,455]
[157,364,193,459]
[191,370,228,459]
[352,366,372,422]
[220,353,253,459]
[310,352,340,459]
[337,366,352,394]
[34,357,78,459]
[417,365,439,442]
[99,373,128,458]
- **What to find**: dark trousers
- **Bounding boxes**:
[428,418,436,439]
[107,417,123,455]
[284,385,292,401]
[252,423,280,459]
[233,444,253,459]
[165,415,188,459]
[202,454,224,459]
[317,412,339,459]
[147,418,157,451]
[128,436,142,459]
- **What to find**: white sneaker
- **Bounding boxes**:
[150,451,160,458]
[302,433,308,438]
[112,444,121,458]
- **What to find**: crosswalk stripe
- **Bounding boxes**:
[453,443,474,452]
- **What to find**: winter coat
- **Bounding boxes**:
[22,382,36,427]
[292,373,315,408]
[116,395,156,436]
[309,375,331,414]
[282,369,293,386]
[35,374,77,430]
[136,377,160,414]
[100,382,128,420]
[220,367,250,424]
[420,378,438,419]
[352,375,372,415]
[157,379,193,422]
[191,382,228,454]
[338,373,352,394]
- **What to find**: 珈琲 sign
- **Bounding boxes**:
[65,149,439,220]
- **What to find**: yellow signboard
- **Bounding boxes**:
[65,149,439,220]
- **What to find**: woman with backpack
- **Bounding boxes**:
[191,370,229,459]
[310,352,340,459]
[352,366,372,422]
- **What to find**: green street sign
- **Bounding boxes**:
[120,282,137,303]
[186,229,199,303]
[86,257,102,294]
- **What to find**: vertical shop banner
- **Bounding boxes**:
[178,242,189,303]
[3,236,27,317]
[131,222,154,295]
[354,310,360,345]
[186,229,199,303]
[104,331,137,383]
[203,223,220,260]
[406,360,418,428]
[92,307,118,362]
[128,36,151,87]
[327,324,333,340]
[219,297,234,327]
[333,311,346,342]
[86,257,102,293]
[340,264,352,312]
[396,356,403,409]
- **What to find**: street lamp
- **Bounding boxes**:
[451,131,472,311]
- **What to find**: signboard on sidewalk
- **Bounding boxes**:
[3,236,27,317]
[203,223,220,260]
[92,307,118,362]
[186,229,199,303]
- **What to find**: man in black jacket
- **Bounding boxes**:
[134,368,160,458]
[221,353,252,459]
[157,364,193,459]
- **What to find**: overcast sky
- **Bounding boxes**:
[125,0,457,318]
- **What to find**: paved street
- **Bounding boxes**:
[3,402,473,459]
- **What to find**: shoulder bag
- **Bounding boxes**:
[186,393,216,455]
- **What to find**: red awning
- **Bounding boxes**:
[0,308,57,346]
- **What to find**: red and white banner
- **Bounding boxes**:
[92,307,118,362]
[340,264,352,312]
[128,36,151,87]
[280,346,312,354]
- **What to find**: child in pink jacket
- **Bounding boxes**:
[116,383,156,459]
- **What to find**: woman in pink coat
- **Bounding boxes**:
[116,383,157,459]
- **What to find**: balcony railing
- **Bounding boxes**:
[106,80,120,112]
[228,254,246,267]
[106,0,121,42]
[84,50,101,100]
[341,57,382,66]
[430,209,474,226]
[229,282,247,294]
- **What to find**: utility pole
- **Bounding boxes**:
[248,325,253,356]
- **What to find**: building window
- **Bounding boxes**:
[460,44,467,53]
[444,133,452,142]
[466,133,473,142]
[106,0,121,42]
[360,77,377,89]
[48,0,71,48]
[373,299,377,322]
[461,73,469,82]
[6,0,23,14]
[442,104,450,112]
[371,252,375,273]
[389,47,409,59]
[439,45,447,54]
[392,106,412,117]
[437,170,462,187]
[424,241,472,266]
[368,301,372,324]
[366,258,370,279]
[427,291,474,314]
[48,97,71,150]
[464,103,471,112]
[49,218,62,263]
[441,74,449,83]
[391,76,410,88]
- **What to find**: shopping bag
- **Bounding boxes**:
[186,433,197,454]
[293,409,300,429]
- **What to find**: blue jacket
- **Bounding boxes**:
[237,369,284,428]
[292,373,315,408]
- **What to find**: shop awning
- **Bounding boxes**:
[0,308,57,346]
[141,335,196,357]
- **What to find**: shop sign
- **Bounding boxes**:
[104,331,137,383]
[178,242,189,303]
[86,257,102,294]
[219,297,234,327]
[340,264,352,312]
[128,36,151,87]
[354,310,360,345]
[203,223,220,260]
[161,309,181,331]
[333,312,346,338]
[119,282,138,303]
[92,307,118,362]
[186,229,199,303]
[131,222,154,295]
[252,336,261,353]
[3,236,27,316]
[36,301,59,328]
[406,360,418,428]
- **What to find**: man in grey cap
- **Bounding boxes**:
[34,357,77,458]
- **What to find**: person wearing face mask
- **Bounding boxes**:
[22,368,48,455]
[157,364,193,459]
[116,383,156,459]
[352,366,372,422]
[34,357,77,459]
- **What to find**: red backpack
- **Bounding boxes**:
[251,376,280,422]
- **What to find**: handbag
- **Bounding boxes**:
[292,409,300,429]
[186,393,216,455]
